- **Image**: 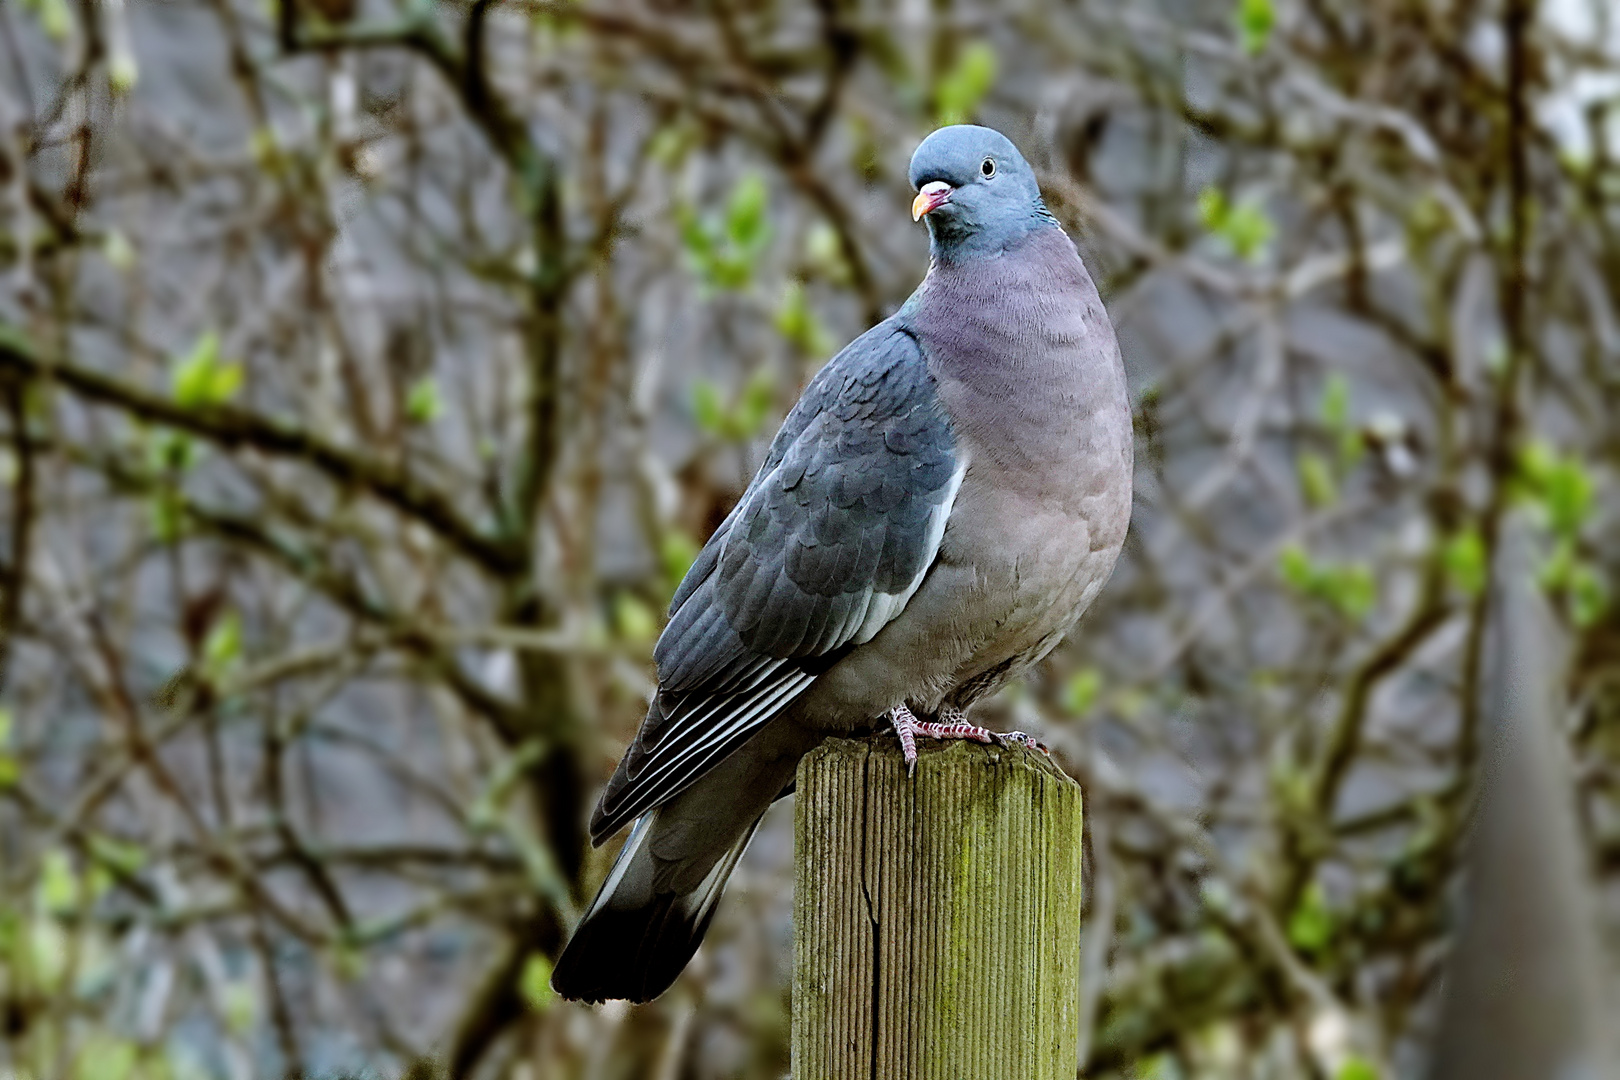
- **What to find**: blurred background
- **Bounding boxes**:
[1,0,1617,1077]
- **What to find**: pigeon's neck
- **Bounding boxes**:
[910,226,1113,386]
[906,225,1130,494]
[926,203,1058,264]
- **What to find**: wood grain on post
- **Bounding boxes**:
[792,736,1085,1080]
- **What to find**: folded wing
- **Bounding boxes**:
[590,323,963,843]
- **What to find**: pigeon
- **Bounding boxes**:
[550,125,1133,1004]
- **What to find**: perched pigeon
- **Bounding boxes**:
[551,125,1133,1004]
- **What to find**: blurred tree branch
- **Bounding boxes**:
[0,323,525,574]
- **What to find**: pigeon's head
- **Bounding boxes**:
[908,125,1054,254]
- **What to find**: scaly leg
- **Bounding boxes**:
[939,703,1051,755]
[889,703,1048,776]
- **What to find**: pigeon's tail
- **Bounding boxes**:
[553,718,812,1003]
[550,807,764,1004]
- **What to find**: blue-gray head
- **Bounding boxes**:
[908,125,1055,256]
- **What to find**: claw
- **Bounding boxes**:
[1000,730,1050,754]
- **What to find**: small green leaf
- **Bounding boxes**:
[249,126,280,170]
[1199,185,1272,262]
[935,43,998,126]
[711,253,753,290]
[1319,373,1351,429]
[332,940,366,982]
[1278,543,1315,592]
[172,331,219,405]
[1197,186,1229,230]
[1442,528,1487,597]
[1236,0,1274,54]
[149,491,184,543]
[677,176,773,292]
[775,281,834,359]
[1560,147,1595,178]
[0,705,11,746]
[28,916,69,986]
[804,222,850,285]
[613,592,659,644]
[1338,426,1366,469]
[1336,1056,1382,1080]
[203,610,242,670]
[88,834,146,876]
[28,0,73,41]
[1483,338,1509,377]
[733,369,777,439]
[108,50,139,96]
[1199,877,1236,915]
[1538,535,1576,591]
[1516,440,1554,486]
[1223,203,1273,261]
[164,1046,212,1080]
[1287,881,1333,954]
[148,429,197,474]
[103,230,136,272]
[221,979,257,1034]
[1063,668,1102,716]
[39,849,78,914]
[725,173,769,249]
[691,379,726,435]
[1298,451,1337,508]
[84,863,112,903]
[1327,563,1375,619]
[406,376,443,424]
[1278,545,1375,619]
[210,362,243,401]
[518,952,555,1012]
[1543,460,1594,539]
[0,755,17,789]
[676,204,712,262]
[647,123,694,167]
[467,739,546,830]
[660,530,699,587]
[691,372,775,441]
[1516,442,1596,539]
[1113,688,1147,720]
[76,1034,139,1080]
[171,332,242,408]
[1269,741,1314,819]
[1138,1052,1178,1080]
[1569,562,1608,627]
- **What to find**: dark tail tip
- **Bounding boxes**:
[550,892,719,1004]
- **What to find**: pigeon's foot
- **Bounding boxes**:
[890,703,1026,776]
[938,705,1049,755]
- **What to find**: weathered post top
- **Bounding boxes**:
[792,736,1085,1080]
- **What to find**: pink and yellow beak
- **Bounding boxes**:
[912,180,953,221]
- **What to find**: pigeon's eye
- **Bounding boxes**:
[980,157,997,178]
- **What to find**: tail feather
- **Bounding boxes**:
[551,810,762,1004]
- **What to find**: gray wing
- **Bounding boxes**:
[590,321,964,842]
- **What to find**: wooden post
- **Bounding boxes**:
[792,736,1085,1080]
